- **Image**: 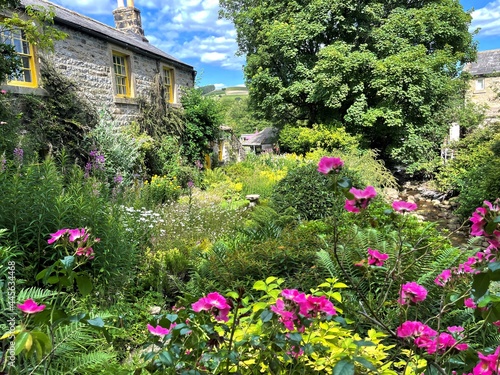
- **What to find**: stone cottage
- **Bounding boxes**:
[0,0,196,125]
[465,49,500,123]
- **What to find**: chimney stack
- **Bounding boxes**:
[113,0,148,42]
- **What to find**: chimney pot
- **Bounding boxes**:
[127,0,135,7]
[117,0,125,7]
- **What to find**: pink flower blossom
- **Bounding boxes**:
[447,326,464,334]
[304,295,336,316]
[317,156,344,174]
[470,207,488,237]
[396,321,437,339]
[47,228,69,244]
[68,228,87,242]
[367,248,388,266]
[192,292,231,322]
[281,289,307,304]
[147,323,175,337]
[344,186,377,213]
[271,299,297,331]
[398,282,427,305]
[473,346,500,375]
[464,298,477,309]
[434,269,452,287]
[392,200,418,212]
[17,299,46,314]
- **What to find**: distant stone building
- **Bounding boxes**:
[0,0,195,125]
[465,49,500,123]
[240,127,279,154]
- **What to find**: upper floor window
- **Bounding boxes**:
[162,67,174,103]
[475,78,485,92]
[112,51,131,97]
[0,28,37,87]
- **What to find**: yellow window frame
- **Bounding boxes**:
[162,67,174,103]
[1,28,38,88]
[112,51,131,97]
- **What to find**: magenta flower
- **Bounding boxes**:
[392,200,418,212]
[344,186,377,213]
[464,298,477,309]
[434,269,452,287]
[396,320,437,339]
[17,299,46,314]
[281,289,307,304]
[147,323,175,337]
[473,346,500,375]
[192,292,231,322]
[304,295,337,316]
[470,206,488,237]
[317,156,344,175]
[68,228,87,242]
[447,326,464,334]
[398,282,427,305]
[271,299,297,331]
[47,228,69,244]
[367,248,388,266]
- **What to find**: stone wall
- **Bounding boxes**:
[40,24,194,125]
[467,76,500,122]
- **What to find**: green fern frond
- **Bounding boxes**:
[16,287,59,303]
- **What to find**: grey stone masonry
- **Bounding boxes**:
[113,6,147,41]
[3,0,196,126]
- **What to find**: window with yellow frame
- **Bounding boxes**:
[0,28,37,87]
[112,52,131,97]
[162,67,174,103]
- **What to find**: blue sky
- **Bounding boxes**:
[47,0,500,88]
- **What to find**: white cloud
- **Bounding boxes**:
[48,0,246,82]
[213,83,225,89]
[471,1,500,36]
[201,52,227,62]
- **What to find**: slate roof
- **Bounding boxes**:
[241,127,278,146]
[466,49,500,76]
[20,0,193,69]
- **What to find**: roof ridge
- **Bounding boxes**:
[23,0,130,38]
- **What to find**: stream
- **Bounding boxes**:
[390,182,471,248]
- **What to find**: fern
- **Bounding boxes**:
[15,287,59,303]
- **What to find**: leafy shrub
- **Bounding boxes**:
[434,122,500,217]
[141,175,181,206]
[86,112,151,183]
[271,162,361,220]
[0,158,138,296]
[279,123,360,154]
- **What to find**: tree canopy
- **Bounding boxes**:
[220,0,477,169]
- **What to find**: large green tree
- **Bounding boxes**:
[220,0,476,169]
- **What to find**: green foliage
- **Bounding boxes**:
[180,88,223,164]
[137,75,185,140]
[434,122,500,218]
[220,96,272,136]
[86,112,151,183]
[140,278,397,374]
[199,84,216,95]
[0,158,138,296]
[279,123,360,155]
[12,59,99,161]
[141,174,181,206]
[271,162,360,220]
[220,0,476,168]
